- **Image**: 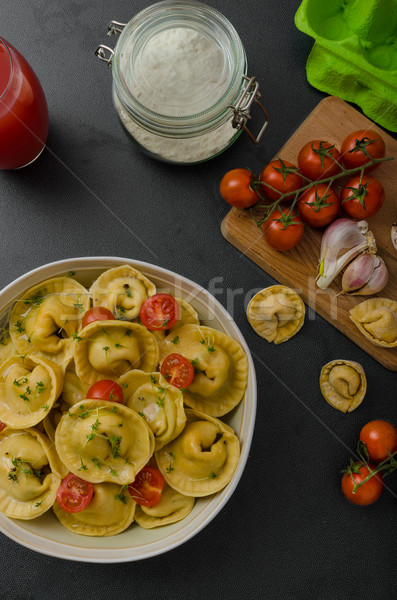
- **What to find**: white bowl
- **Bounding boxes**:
[0,257,256,562]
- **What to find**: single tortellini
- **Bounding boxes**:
[320,360,367,413]
[119,370,186,451]
[247,285,305,344]
[53,482,136,536]
[152,298,200,343]
[9,277,90,366]
[61,368,89,407]
[90,265,156,320]
[159,325,248,417]
[0,428,67,519]
[350,298,397,348]
[55,399,155,485]
[0,355,63,429]
[156,409,240,497]
[134,482,194,529]
[74,321,159,385]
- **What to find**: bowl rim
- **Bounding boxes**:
[0,257,257,562]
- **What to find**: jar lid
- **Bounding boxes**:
[112,1,246,127]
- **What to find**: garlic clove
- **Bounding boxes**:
[392,223,397,251]
[349,256,389,296]
[316,219,376,289]
[341,253,376,292]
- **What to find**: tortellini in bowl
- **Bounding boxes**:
[0,258,256,562]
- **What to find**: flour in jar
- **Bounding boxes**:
[115,27,238,163]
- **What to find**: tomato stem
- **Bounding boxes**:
[251,155,393,223]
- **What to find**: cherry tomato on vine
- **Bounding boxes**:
[341,130,385,171]
[87,380,124,403]
[259,158,302,202]
[261,208,304,251]
[220,168,259,209]
[360,420,397,463]
[82,306,114,329]
[128,466,165,507]
[160,353,195,389]
[298,140,342,180]
[140,294,180,331]
[297,184,340,228]
[341,174,384,219]
[56,473,94,513]
[341,462,383,506]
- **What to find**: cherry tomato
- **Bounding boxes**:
[298,140,342,180]
[140,294,180,331]
[220,168,259,209]
[56,473,94,513]
[87,380,124,403]
[160,353,195,389]
[341,130,385,171]
[0,421,5,433]
[128,466,165,507]
[341,462,383,506]
[259,159,302,202]
[360,420,397,463]
[341,174,384,219]
[82,306,114,329]
[297,184,339,228]
[261,208,304,251]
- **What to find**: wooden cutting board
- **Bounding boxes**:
[221,96,397,370]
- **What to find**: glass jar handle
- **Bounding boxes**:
[95,20,127,66]
[230,76,269,144]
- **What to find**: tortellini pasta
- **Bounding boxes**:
[0,355,63,429]
[55,399,155,485]
[320,359,367,413]
[0,428,66,519]
[74,321,159,385]
[90,265,156,320]
[0,265,248,538]
[9,277,90,366]
[350,298,397,348]
[54,482,136,536]
[247,285,305,344]
[119,370,186,450]
[155,409,240,497]
[134,482,194,529]
[160,324,248,417]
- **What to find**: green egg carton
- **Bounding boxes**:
[295,0,397,132]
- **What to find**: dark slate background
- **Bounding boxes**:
[1,1,396,599]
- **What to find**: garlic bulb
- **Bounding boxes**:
[316,219,376,289]
[342,253,389,295]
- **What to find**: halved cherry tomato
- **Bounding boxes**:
[259,158,302,202]
[298,140,342,180]
[220,168,259,209]
[128,466,165,507]
[160,353,194,389]
[56,473,94,513]
[360,420,397,463]
[140,294,180,331]
[341,174,384,219]
[82,307,114,329]
[341,130,385,171]
[0,421,5,433]
[341,462,383,506]
[87,380,124,403]
[261,208,304,251]
[297,184,339,228]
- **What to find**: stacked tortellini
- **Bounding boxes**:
[0,265,249,537]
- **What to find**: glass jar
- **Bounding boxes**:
[96,0,268,165]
